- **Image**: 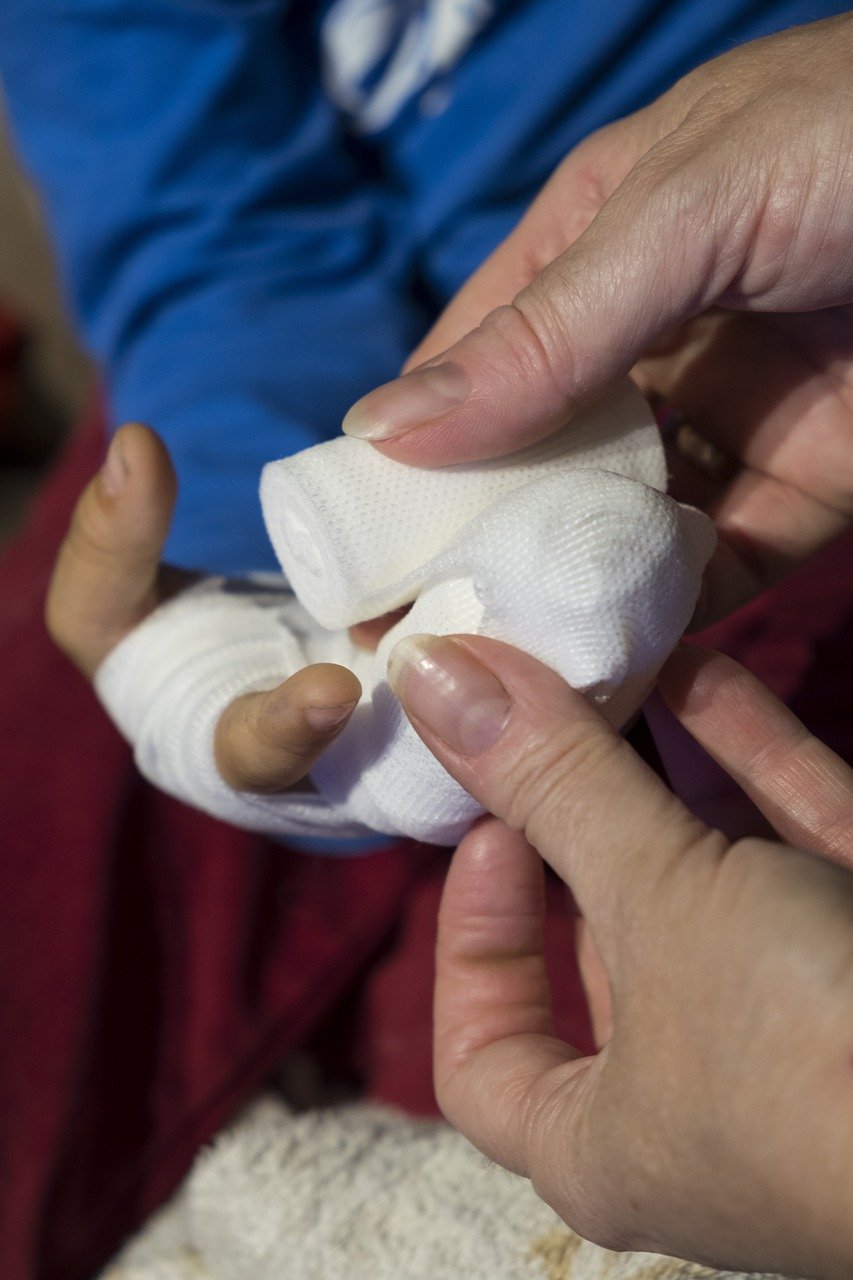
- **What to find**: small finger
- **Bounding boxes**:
[214,662,361,793]
[659,646,853,866]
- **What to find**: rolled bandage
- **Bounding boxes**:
[311,468,715,842]
[260,382,667,628]
[95,380,716,846]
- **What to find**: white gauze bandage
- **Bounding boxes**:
[95,381,716,846]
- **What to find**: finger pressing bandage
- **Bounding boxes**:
[94,382,715,846]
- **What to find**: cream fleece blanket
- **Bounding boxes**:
[99,1096,791,1280]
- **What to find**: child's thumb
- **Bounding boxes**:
[46,423,181,677]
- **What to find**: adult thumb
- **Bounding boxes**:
[344,133,741,467]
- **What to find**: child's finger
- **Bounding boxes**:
[46,422,182,677]
[214,662,361,793]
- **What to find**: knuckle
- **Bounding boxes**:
[523,1065,629,1251]
[511,282,582,402]
[503,716,622,845]
[476,302,573,406]
[779,738,853,860]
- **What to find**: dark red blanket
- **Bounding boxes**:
[0,306,23,436]
[0,394,850,1280]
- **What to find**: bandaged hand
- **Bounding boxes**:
[46,423,363,827]
[46,386,714,845]
[388,636,853,1277]
[344,14,853,627]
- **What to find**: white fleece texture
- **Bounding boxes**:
[99,1094,790,1280]
[94,380,715,845]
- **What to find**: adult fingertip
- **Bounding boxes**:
[342,362,469,442]
[392,633,716,940]
[657,644,728,717]
[388,634,513,757]
[343,299,580,466]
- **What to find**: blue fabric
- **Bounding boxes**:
[0,0,846,572]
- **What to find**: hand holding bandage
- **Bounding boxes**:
[54,383,714,845]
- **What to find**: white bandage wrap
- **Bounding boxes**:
[95,381,716,846]
[260,382,667,629]
[94,579,379,839]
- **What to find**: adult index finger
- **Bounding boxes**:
[388,634,726,964]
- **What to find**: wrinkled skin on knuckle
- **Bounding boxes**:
[673,32,853,306]
[540,120,640,259]
[502,715,623,850]
[524,1060,635,1253]
[731,109,852,303]
[474,301,572,407]
[638,133,760,302]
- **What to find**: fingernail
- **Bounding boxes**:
[387,635,511,755]
[343,363,469,441]
[304,700,358,731]
[101,434,128,497]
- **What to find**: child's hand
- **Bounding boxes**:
[46,423,361,794]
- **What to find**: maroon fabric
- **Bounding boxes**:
[0,396,850,1280]
[0,306,23,434]
[0,408,438,1279]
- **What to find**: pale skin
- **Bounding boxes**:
[387,633,853,1278]
[44,14,853,1270]
[369,17,853,1270]
[344,14,853,628]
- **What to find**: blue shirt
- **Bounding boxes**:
[0,0,846,573]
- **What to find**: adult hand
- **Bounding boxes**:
[346,15,853,624]
[46,423,361,793]
[388,635,853,1277]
